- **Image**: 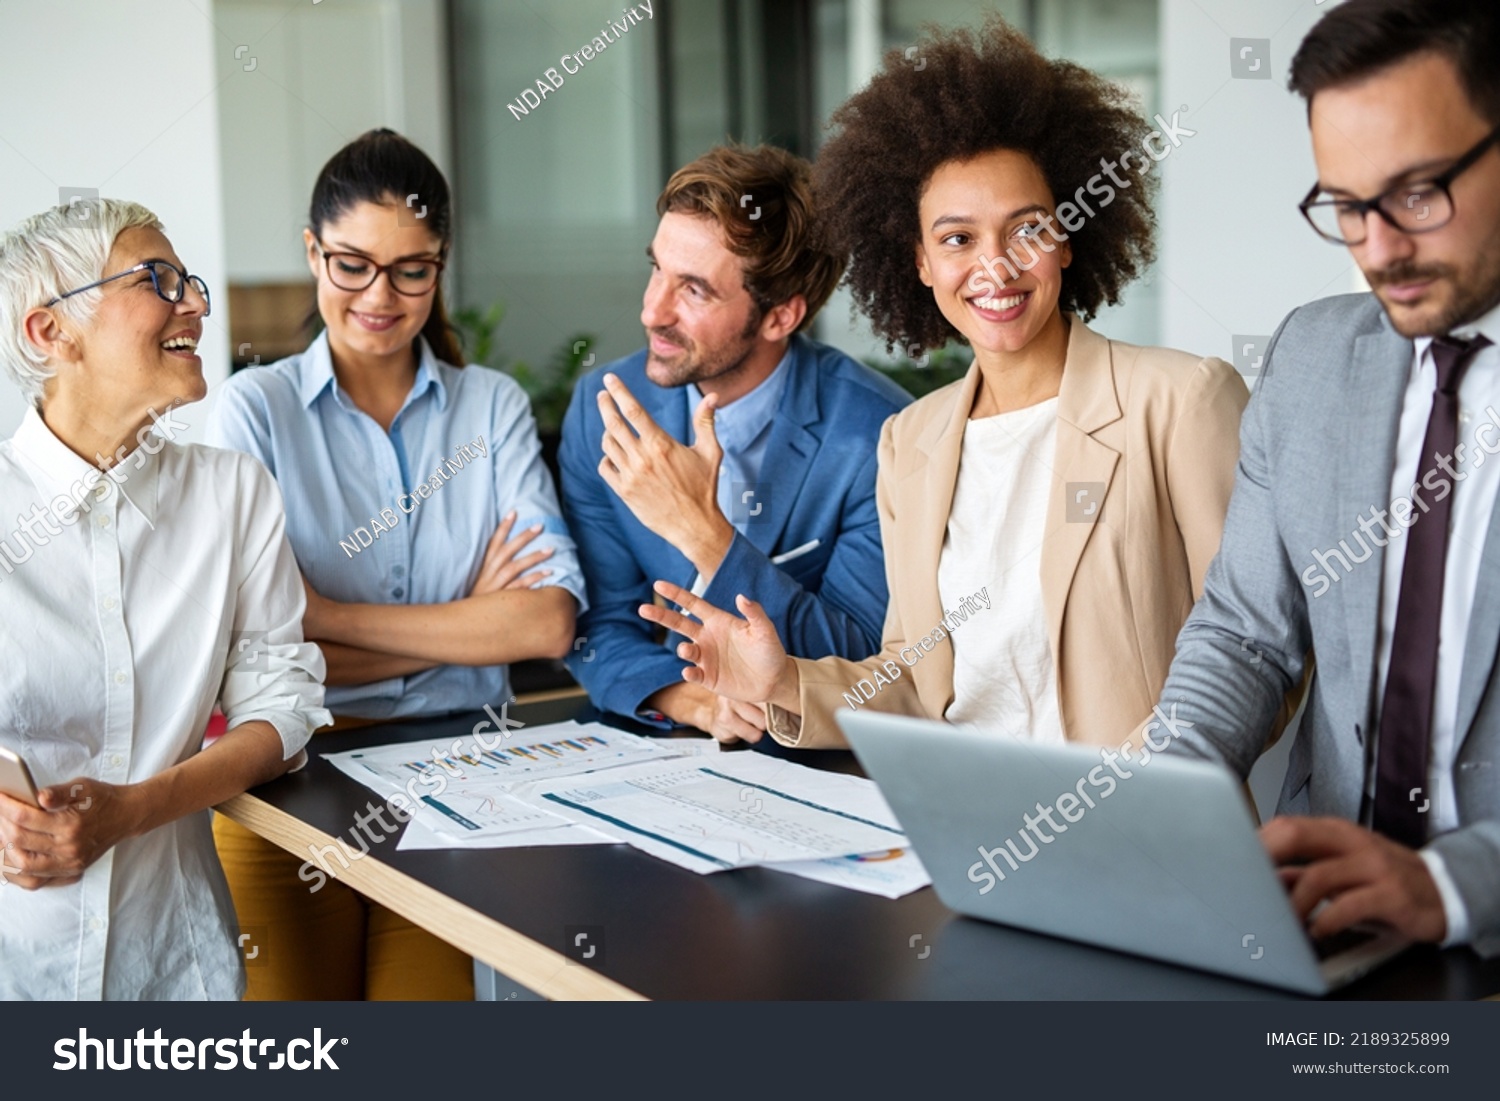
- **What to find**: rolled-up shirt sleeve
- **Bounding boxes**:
[489,379,588,614]
[219,456,332,760]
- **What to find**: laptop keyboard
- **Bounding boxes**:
[1312,927,1379,961]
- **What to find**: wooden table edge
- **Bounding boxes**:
[215,791,646,1002]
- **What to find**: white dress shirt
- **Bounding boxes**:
[0,407,331,1000]
[682,348,792,600]
[1372,301,1500,946]
[937,398,1064,741]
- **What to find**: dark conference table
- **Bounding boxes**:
[217,696,1500,1001]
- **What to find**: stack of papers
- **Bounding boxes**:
[323,720,930,898]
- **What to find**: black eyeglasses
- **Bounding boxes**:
[314,240,445,296]
[1299,125,1500,245]
[45,259,212,315]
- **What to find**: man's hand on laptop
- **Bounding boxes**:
[598,373,735,581]
[1260,816,1447,943]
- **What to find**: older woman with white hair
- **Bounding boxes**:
[0,199,331,1000]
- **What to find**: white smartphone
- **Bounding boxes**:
[0,746,40,807]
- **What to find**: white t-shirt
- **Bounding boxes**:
[936,397,1063,742]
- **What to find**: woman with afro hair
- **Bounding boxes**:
[640,16,1259,753]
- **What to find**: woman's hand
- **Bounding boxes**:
[638,580,797,708]
[0,780,144,890]
[470,511,555,597]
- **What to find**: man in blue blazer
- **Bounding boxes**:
[1157,0,1500,954]
[560,144,910,739]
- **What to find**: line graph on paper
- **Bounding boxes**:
[531,759,907,871]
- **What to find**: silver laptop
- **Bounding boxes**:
[838,710,1408,996]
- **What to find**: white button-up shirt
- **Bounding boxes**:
[1373,301,1500,946]
[0,407,331,1000]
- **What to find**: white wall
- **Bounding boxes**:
[0,0,229,439]
[1156,0,1367,813]
[1157,0,1361,369]
[214,0,450,283]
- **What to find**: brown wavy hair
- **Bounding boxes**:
[813,15,1158,353]
[657,143,843,332]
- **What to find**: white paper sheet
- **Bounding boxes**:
[325,722,715,849]
[396,817,619,851]
[517,753,910,874]
[324,721,700,796]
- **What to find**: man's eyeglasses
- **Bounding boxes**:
[314,240,445,296]
[45,259,212,315]
[1299,125,1500,245]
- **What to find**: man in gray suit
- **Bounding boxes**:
[1157,0,1500,954]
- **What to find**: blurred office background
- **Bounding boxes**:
[0,0,1361,431]
[0,0,1342,801]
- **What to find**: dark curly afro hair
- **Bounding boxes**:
[814,15,1158,353]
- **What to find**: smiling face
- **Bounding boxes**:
[305,198,444,364]
[1309,51,1500,337]
[639,212,764,389]
[915,149,1072,358]
[52,226,209,414]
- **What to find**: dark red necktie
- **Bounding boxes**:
[1374,333,1492,847]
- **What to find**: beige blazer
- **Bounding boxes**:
[767,315,1250,749]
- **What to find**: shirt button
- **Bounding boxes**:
[94,483,110,500]
[108,754,124,768]
[113,671,128,685]
[1460,410,1473,425]
[96,514,111,528]
[101,596,117,611]
[393,565,406,577]
[88,917,104,932]
[393,587,405,599]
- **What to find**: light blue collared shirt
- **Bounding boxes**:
[207,332,586,719]
[687,347,791,532]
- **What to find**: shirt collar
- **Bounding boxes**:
[687,345,792,454]
[298,330,448,413]
[1453,299,1500,346]
[1413,299,1500,365]
[11,407,160,526]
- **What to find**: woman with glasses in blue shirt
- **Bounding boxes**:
[208,129,586,1001]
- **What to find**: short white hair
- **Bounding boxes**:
[0,199,163,408]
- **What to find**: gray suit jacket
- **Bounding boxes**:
[1158,292,1500,956]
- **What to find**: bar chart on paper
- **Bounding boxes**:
[325,722,690,794]
[322,721,714,848]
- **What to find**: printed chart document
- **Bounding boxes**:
[326,720,693,792]
[518,752,910,874]
[322,721,711,849]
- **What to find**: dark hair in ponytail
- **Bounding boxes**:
[308,128,467,367]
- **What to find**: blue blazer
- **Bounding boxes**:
[559,333,912,722]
